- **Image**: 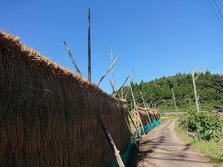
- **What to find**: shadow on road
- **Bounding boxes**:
[136,119,213,167]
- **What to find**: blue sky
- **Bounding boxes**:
[1,0,223,93]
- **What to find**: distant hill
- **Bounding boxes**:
[122,71,223,113]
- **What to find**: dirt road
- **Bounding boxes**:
[137,119,212,167]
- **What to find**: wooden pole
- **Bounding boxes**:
[171,88,178,112]
[123,113,139,150]
[117,70,134,93]
[110,81,115,94]
[148,100,153,108]
[139,89,146,108]
[126,110,141,138]
[134,108,145,134]
[88,8,91,82]
[94,97,124,166]
[100,121,125,167]
[189,96,192,109]
[63,41,82,76]
[97,56,119,86]
[124,86,130,99]
[130,83,145,134]
[139,89,151,123]
[123,74,135,99]
[111,48,115,90]
[192,68,200,112]
[129,83,136,107]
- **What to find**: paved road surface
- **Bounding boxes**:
[137,119,212,167]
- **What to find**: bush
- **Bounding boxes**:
[179,110,223,140]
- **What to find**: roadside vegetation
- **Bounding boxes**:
[122,71,223,113]
[121,71,223,165]
[176,110,223,166]
[179,110,223,140]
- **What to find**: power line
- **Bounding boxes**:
[208,0,223,27]
[213,0,223,21]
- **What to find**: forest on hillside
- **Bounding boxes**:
[122,71,223,113]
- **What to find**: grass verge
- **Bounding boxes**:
[175,120,223,167]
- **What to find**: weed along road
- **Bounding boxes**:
[137,119,212,167]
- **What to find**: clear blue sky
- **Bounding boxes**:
[1,0,223,93]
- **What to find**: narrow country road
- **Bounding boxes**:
[137,119,212,167]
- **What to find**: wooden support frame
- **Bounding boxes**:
[129,83,145,135]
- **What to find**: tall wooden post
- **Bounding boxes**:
[88,8,91,82]
[171,88,178,112]
[192,68,199,112]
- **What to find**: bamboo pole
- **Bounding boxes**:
[97,56,119,86]
[139,89,151,123]
[63,41,82,76]
[192,68,200,112]
[124,86,130,99]
[123,114,139,150]
[134,108,145,134]
[117,70,133,93]
[123,75,135,99]
[139,90,146,108]
[126,111,141,138]
[129,83,145,134]
[121,88,124,99]
[189,96,192,109]
[88,8,91,82]
[110,81,115,94]
[111,49,115,90]
[100,121,125,167]
[94,94,124,166]
[171,88,178,112]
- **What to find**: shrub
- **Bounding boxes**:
[179,110,223,140]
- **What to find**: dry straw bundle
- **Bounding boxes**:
[137,107,160,125]
[0,32,130,167]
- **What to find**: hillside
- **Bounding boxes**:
[123,71,223,113]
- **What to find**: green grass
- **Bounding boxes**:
[175,120,223,167]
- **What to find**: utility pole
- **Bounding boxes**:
[171,88,178,112]
[88,8,91,82]
[192,68,200,112]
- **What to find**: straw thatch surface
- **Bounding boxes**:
[0,31,130,167]
[137,107,160,125]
